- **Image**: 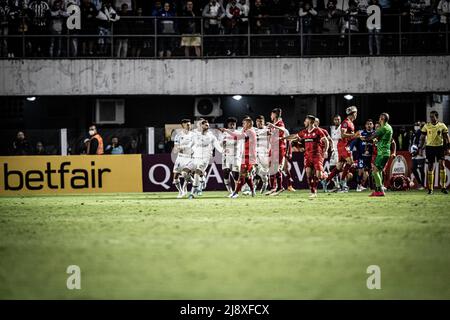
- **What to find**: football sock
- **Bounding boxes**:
[341,163,350,180]
[439,169,446,189]
[372,171,382,191]
[224,179,232,193]
[427,171,434,191]
[276,172,283,190]
[269,175,276,189]
[245,176,254,191]
[173,179,182,193]
[327,167,339,182]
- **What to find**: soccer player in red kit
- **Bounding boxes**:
[220,117,257,198]
[323,106,360,192]
[314,117,333,163]
[284,115,329,198]
[265,108,287,196]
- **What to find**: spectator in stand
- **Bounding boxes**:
[80,0,99,56]
[0,0,9,57]
[238,0,249,55]
[299,1,318,55]
[406,0,429,52]
[105,136,124,154]
[130,6,152,57]
[266,0,288,55]
[437,0,450,49]
[250,0,268,54]
[202,0,225,56]
[34,141,47,155]
[114,0,135,12]
[115,3,130,57]
[126,138,141,153]
[157,2,176,57]
[225,0,243,56]
[49,0,68,57]
[152,1,162,15]
[97,0,120,56]
[319,0,344,54]
[86,124,104,155]
[365,0,381,55]
[340,0,359,53]
[28,0,51,56]
[12,131,32,155]
[181,0,201,57]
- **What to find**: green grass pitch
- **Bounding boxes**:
[0,190,449,299]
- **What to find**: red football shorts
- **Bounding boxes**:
[304,156,324,172]
[338,143,351,161]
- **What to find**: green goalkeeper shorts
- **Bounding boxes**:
[374,155,390,171]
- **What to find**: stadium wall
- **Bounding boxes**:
[1,56,449,96]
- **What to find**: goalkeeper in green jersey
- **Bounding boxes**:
[360,113,396,197]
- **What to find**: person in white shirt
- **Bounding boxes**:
[328,114,341,189]
[220,117,242,194]
[254,115,271,193]
[172,119,195,198]
[189,119,223,198]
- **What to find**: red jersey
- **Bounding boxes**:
[228,128,257,165]
[270,119,286,151]
[297,127,325,158]
[317,127,330,153]
[338,118,355,146]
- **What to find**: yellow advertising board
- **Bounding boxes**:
[0,155,142,195]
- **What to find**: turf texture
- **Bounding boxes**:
[0,190,449,299]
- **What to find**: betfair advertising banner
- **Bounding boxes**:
[0,155,143,195]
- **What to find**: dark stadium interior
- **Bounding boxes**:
[0,93,446,156]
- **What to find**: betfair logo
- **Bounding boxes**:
[3,161,111,191]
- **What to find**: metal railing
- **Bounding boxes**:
[0,14,449,58]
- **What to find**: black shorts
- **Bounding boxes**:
[425,146,445,164]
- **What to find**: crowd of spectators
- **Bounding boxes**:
[9,127,144,155]
[0,0,449,57]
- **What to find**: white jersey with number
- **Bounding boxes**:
[191,130,223,172]
[220,129,242,171]
[330,125,341,166]
[255,127,270,170]
[173,130,194,173]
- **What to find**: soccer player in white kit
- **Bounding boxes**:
[326,114,341,191]
[220,117,242,195]
[172,119,195,198]
[188,119,223,199]
[254,115,271,193]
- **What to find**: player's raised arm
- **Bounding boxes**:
[391,138,397,158]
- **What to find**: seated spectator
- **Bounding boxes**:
[115,3,130,57]
[157,2,176,57]
[251,0,269,34]
[105,136,124,154]
[86,124,104,155]
[181,0,201,57]
[34,141,47,155]
[12,131,32,155]
[49,0,69,57]
[126,138,141,154]
[97,0,120,56]
[437,0,450,50]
